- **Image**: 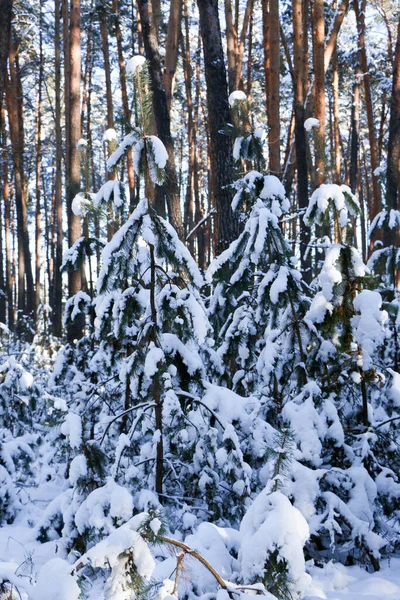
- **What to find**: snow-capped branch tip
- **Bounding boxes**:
[126,54,147,75]
[76,138,88,149]
[304,117,320,131]
[229,90,247,107]
[103,128,118,143]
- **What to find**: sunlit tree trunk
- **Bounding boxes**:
[263,0,280,174]
[164,0,182,113]
[66,0,83,341]
[312,0,325,186]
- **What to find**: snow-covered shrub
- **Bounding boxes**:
[240,488,311,599]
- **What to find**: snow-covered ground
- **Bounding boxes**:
[305,559,400,600]
[0,481,399,600]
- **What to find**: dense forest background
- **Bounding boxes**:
[0,0,398,334]
[0,1,400,599]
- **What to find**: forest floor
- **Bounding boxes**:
[0,478,398,600]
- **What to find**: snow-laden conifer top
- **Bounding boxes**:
[304,117,320,131]
[102,128,118,143]
[229,90,247,106]
[126,54,146,74]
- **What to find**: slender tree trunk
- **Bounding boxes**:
[292,0,310,280]
[164,0,182,112]
[235,0,253,91]
[332,44,341,183]
[0,100,13,329]
[99,3,117,241]
[99,4,114,129]
[312,0,325,186]
[225,0,238,93]
[197,0,238,253]
[264,0,280,174]
[112,0,135,207]
[181,0,194,251]
[138,0,184,239]
[0,0,13,92]
[349,65,361,195]
[54,0,63,337]
[34,16,43,320]
[66,0,83,341]
[353,0,381,224]
[385,17,400,249]
[6,35,34,320]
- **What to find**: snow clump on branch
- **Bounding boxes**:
[126,54,147,74]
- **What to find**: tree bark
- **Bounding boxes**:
[292,0,310,280]
[54,0,63,337]
[0,100,13,329]
[66,0,83,341]
[138,0,184,239]
[312,0,325,186]
[164,0,182,113]
[197,0,238,253]
[6,34,34,320]
[112,0,135,207]
[34,13,43,320]
[263,0,280,175]
[385,16,400,248]
[353,0,381,224]
[0,0,13,93]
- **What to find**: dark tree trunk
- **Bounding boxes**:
[0,0,13,92]
[138,0,184,239]
[385,17,400,249]
[197,0,238,253]
[6,35,34,320]
[54,0,63,337]
[292,0,310,280]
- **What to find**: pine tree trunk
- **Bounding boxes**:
[181,0,194,252]
[332,44,341,183]
[385,16,400,249]
[99,5,114,130]
[0,100,13,329]
[292,0,310,280]
[353,0,381,224]
[54,0,63,338]
[224,0,238,94]
[349,65,361,195]
[6,35,34,320]
[66,0,83,341]
[265,0,280,175]
[112,0,135,207]
[235,0,253,91]
[34,17,43,321]
[138,0,184,239]
[197,0,238,253]
[164,0,182,113]
[0,0,12,92]
[312,0,325,186]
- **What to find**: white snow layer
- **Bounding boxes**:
[304,118,320,131]
[240,489,311,598]
[229,90,247,105]
[126,54,146,74]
